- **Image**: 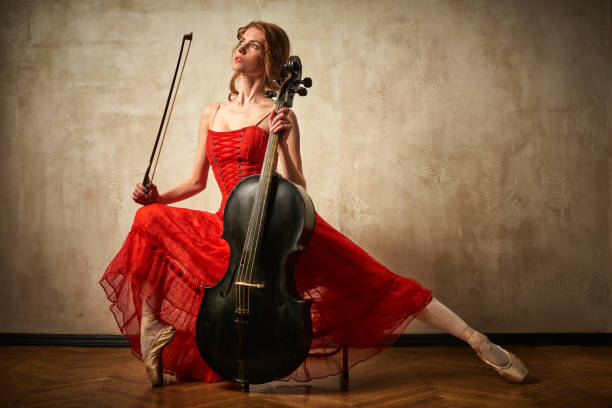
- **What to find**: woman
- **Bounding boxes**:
[100,21,528,387]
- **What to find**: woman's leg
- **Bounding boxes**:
[140,291,175,386]
[416,297,511,367]
[140,294,164,358]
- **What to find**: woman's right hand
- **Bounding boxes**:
[132,181,161,205]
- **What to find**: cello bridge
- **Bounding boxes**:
[235,281,265,289]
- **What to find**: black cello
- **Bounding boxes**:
[195,56,314,391]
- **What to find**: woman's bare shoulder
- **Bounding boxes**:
[202,101,223,115]
[199,102,223,125]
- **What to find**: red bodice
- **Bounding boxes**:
[207,126,271,215]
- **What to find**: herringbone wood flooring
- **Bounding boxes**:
[1,345,611,407]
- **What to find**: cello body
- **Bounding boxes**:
[195,174,315,385]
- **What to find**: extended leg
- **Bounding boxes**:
[416,297,510,367]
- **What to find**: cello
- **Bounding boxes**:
[195,56,314,391]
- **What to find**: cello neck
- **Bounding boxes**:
[241,55,310,257]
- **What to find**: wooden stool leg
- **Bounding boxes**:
[341,346,349,391]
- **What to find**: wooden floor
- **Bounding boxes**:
[1,345,611,407]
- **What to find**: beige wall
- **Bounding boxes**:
[0,0,610,335]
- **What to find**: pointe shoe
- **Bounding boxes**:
[143,325,175,387]
[467,331,529,384]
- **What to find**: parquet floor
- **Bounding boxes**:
[1,345,611,407]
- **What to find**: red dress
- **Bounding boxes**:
[100,125,433,382]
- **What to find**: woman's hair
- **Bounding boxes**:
[228,21,290,101]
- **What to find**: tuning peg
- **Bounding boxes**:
[297,87,308,96]
[301,77,312,88]
[265,90,278,98]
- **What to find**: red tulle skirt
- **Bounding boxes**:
[100,203,432,382]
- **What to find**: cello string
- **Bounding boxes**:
[244,107,281,296]
[239,166,266,312]
[239,94,284,313]
[237,156,265,313]
[237,87,284,313]
[236,116,272,314]
[245,98,284,293]
[239,101,281,312]
[242,178,268,313]
[238,214,257,312]
[241,173,265,313]
[150,39,192,185]
[238,210,255,312]
[246,138,277,294]
[243,124,276,311]
[239,104,278,312]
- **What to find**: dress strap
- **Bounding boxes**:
[255,110,272,128]
[209,103,221,129]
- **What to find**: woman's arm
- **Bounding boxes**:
[133,103,216,205]
[272,108,307,190]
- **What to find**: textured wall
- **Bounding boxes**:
[0,0,610,335]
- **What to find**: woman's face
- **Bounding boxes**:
[233,27,265,76]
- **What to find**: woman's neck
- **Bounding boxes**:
[234,73,267,106]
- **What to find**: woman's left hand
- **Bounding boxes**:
[269,107,293,143]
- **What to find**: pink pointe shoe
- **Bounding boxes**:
[466,331,529,383]
[143,325,175,386]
